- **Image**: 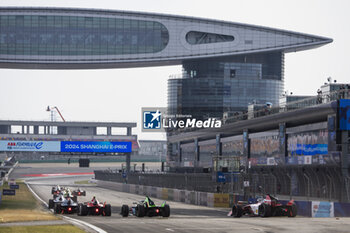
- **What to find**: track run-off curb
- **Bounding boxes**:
[25,181,107,233]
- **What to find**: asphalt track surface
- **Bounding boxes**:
[12,164,350,233]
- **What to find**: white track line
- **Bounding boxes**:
[25,181,107,233]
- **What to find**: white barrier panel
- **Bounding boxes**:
[156,187,163,199]
[173,189,180,202]
[312,201,334,217]
[129,184,136,194]
[207,193,214,207]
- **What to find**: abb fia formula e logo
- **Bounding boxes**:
[6,141,44,150]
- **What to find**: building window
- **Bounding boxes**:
[186,31,234,45]
[230,69,236,78]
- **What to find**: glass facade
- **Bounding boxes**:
[186,31,234,45]
[168,52,284,119]
[0,15,169,56]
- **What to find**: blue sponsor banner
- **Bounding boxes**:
[217,172,226,183]
[10,184,19,189]
[339,99,350,130]
[3,189,15,196]
[61,141,132,153]
[294,144,328,155]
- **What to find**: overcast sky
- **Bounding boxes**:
[0,0,349,140]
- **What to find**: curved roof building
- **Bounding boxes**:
[0,7,331,69]
[0,7,332,119]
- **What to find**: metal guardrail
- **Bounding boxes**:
[95,163,349,203]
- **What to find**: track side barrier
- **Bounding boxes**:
[96,180,350,217]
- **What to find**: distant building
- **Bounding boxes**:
[0,7,332,120]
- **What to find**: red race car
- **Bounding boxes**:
[77,196,111,216]
[229,194,297,218]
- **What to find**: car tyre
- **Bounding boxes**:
[81,204,89,216]
[258,203,271,217]
[48,199,54,209]
[54,203,61,214]
[77,203,82,216]
[162,204,170,217]
[136,204,145,217]
[232,204,243,218]
[121,205,129,217]
[103,204,112,216]
[288,204,297,217]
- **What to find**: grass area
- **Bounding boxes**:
[74,180,90,185]
[0,224,86,233]
[0,181,58,223]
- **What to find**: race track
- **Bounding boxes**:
[13,164,350,233]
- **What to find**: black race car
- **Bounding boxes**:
[121,196,170,217]
[51,185,64,198]
[77,196,111,216]
[48,194,65,209]
[72,188,86,196]
[54,196,79,214]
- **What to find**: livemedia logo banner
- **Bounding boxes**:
[141,107,222,132]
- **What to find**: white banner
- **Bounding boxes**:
[0,141,60,152]
[312,201,334,217]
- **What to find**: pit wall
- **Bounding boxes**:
[96,180,350,217]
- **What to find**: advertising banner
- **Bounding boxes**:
[61,141,132,153]
[339,99,350,130]
[0,140,132,153]
[0,141,60,152]
[312,201,334,217]
[217,172,226,183]
[3,189,15,196]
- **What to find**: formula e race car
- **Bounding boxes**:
[48,194,66,209]
[77,196,111,216]
[62,188,78,202]
[54,196,78,214]
[229,194,297,218]
[51,185,64,198]
[72,188,86,196]
[121,196,170,217]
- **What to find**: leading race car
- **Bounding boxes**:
[229,194,297,218]
[77,196,111,216]
[72,188,86,197]
[51,185,65,198]
[54,196,79,214]
[51,185,64,194]
[121,196,170,217]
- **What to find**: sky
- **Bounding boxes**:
[0,0,349,140]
